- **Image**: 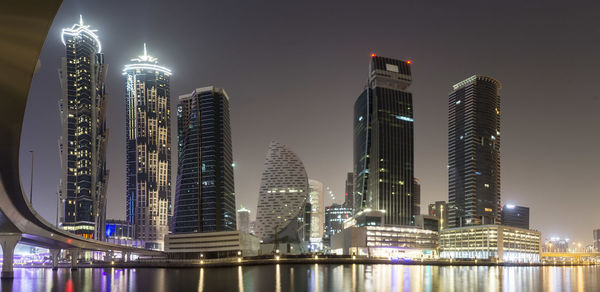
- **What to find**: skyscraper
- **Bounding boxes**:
[123,44,172,250]
[308,179,324,243]
[173,87,236,233]
[237,207,250,234]
[255,141,309,242]
[58,16,108,240]
[344,172,354,209]
[353,55,415,225]
[500,204,529,230]
[448,75,501,228]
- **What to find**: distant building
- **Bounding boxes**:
[332,209,438,258]
[344,172,354,209]
[255,141,309,243]
[123,44,172,250]
[448,75,502,227]
[353,55,416,225]
[237,207,250,234]
[249,221,256,236]
[544,237,569,252]
[415,215,440,232]
[105,219,140,247]
[58,16,108,240]
[428,201,448,230]
[173,87,236,233]
[500,204,529,230]
[440,225,541,262]
[413,178,421,218]
[324,204,353,241]
[594,230,600,252]
[308,179,325,243]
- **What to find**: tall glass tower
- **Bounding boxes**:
[173,87,236,233]
[353,55,415,226]
[123,44,172,250]
[58,16,108,240]
[448,75,501,228]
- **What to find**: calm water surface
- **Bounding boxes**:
[1,265,599,291]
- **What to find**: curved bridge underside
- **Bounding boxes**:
[0,0,160,256]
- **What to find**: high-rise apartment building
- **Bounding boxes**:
[413,178,421,218]
[308,179,324,242]
[448,75,501,228]
[500,204,529,230]
[255,141,309,243]
[173,87,236,233]
[58,16,108,240]
[353,55,415,225]
[237,207,250,234]
[123,44,172,250]
[344,172,354,209]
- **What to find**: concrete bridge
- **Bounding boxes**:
[542,252,600,262]
[0,0,163,278]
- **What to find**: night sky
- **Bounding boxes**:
[21,0,600,244]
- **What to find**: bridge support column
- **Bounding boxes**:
[124,252,131,262]
[104,250,114,262]
[0,233,22,279]
[70,248,80,271]
[50,249,60,270]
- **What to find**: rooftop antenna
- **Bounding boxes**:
[143,43,148,58]
[79,14,83,26]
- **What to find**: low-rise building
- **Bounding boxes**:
[440,225,541,262]
[165,231,260,259]
[331,209,438,258]
[105,219,141,247]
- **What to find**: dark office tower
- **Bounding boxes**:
[344,172,353,209]
[428,201,448,229]
[412,178,421,217]
[173,87,236,233]
[353,55,415,225]
[448,75,501,228]
[58,16,108,240]
[500,204,529,229]
[123,44,172,250]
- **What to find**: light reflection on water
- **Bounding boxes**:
[1,265,599,292]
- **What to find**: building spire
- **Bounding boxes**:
[143,43,147,58]
[79,14,83,26]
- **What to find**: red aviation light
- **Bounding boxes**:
[406,60,412,64]
[371,53,376,57]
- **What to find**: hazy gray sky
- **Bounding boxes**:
[21,0,600,244]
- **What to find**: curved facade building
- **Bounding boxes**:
[123,44,172,250]
[255,141,309,242]
[448,75,501,228]
[58,16,108,240]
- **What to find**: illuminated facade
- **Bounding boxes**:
[448,75,501,227]
[353,55,416,225]
[324,203,354,241]
[237,207,250,234]
[255,141,309,242]
[58,16,108,240]
[308,179,324,243]
[123,44,172,250]
[173,87,236,233]
[428,201,448,230]
[440,225,541,262]
[105,219,141,247]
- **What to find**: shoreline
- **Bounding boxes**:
[14,257,598,269]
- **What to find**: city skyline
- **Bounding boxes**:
[20,0,600,244]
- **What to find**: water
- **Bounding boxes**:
[2,265,599,291]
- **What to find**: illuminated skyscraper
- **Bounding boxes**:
[237,207,250,234]
[173,87,236,233]
[353,55,415,225]
[448,75,501,227]
[58,16,108,240]
[308,179,324,242]
[123,44,172,250]
[255,141,309,242]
